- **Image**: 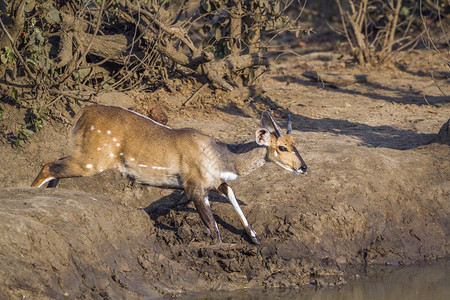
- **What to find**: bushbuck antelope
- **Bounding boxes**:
[31,105,307,244]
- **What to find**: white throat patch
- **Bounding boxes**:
[275,161,298,174]
[219,172,238,181]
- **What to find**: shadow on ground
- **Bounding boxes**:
[220,92,437,150]
[143,190,254,244]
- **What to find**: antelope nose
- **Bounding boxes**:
[300,164,308,173]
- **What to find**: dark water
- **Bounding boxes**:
[178,260,450,300]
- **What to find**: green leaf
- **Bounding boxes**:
[3,48,15,64]
[26,58,37,70]
[1,54,7,64]
[21,128,34,135]
[11,88,19,103]
[400,6,409,15]
[48,10,61,24]
[0,106,3,120]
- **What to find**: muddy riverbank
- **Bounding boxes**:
[1,50,449,298]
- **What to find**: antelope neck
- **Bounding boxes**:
[219,141,268,176]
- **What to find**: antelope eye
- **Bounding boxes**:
[278,146,288,152]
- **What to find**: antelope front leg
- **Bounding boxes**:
[188,188,222,243]
[217,183,260,244]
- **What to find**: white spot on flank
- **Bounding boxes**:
[97,130,101,133]
[107,130,111,134]
[274,151,278,157]
[220,172,238,181]
[138,164,148,168]
[112,138,117,142]
[86,164,93,169]
[38,177,55,187]
[151,166,171,170]
[109,153,114,158]
[116,143,120,147]
[97,147,101,151]
[124,161,129,167]
[120,153,124,156]
[99,169,104,172]
[130,158,135,161]
[90,125,95,130]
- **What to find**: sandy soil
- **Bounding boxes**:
[0,49,449,299]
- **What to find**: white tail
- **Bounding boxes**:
[31,105,307,244]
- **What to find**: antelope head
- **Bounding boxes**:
[255,111,307,175]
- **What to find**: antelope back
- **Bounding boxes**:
[71,105,173,174]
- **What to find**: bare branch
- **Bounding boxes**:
[386,0,403,53]
[125,0,200,56]
[75,0,106,70]
[0,17,38,84]
[229,0,242,54]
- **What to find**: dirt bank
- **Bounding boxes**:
[0,50,449,298]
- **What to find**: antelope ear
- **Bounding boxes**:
[261,111,283,137]
[255,128,271,146]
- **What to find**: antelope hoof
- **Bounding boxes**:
[246,226,260,245]
[207,227,222,243]
[214,229,223,243]
[212,233,223,244]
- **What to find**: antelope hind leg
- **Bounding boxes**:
[190,191,222,243]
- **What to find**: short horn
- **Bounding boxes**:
[286,110,292,134]
[268,112,283,137]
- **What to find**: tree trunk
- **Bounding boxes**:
[0,0,26,78]
[229,0,242,55]
[0,0,26,49]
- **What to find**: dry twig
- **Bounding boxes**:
[0,18,38,84]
